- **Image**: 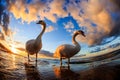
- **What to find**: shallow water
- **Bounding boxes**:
[0,51,120,80]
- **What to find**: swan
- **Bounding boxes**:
[25,20,46,65]
[54,30,86,66]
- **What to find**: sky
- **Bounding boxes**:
[0,0,120,55]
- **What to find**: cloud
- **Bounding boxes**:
[8,0,68,23]
[8,0,39,23]
[0,42,11,52]
[67,0,120,46]
[64,21,74,29]
[63,21,75,33]
[45,26,55,33]
[0,31,5,40]
[1,0,120,47]
[0,0,12,40]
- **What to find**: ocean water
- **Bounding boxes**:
[0,51,120,80]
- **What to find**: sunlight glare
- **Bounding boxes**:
[11,45,17,53]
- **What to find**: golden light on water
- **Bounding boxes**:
[11,54,17,69]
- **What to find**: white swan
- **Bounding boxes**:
[25,20,46,65]
[54,30,86,66]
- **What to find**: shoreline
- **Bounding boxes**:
[0,49,120,80]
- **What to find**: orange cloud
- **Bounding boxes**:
[45,26,55,33]
[7,0,120,46]
[67,0,119,46]
[9,0,67,23]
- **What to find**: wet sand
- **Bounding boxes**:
[0,50,120,80]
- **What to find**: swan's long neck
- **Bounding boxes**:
[35,24,46,45]
[39,24,46,37]
[72,33,81,52]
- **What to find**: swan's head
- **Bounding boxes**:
[36,20,46,25]
[76,30,86,37]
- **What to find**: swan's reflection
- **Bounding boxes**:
[53,66,79,80]
[24,63,41,80]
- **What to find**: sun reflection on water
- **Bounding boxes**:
[11,54,17,69]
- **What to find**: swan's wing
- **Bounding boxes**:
[26,39,35,45]
[26,39,35,53]
[54,44,75,58]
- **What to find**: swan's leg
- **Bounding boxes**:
[60,57,62,66]
[28,53,30,62]
[36,53,38,66]
[68,58,70,67]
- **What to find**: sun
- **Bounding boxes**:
[11,45,17,53]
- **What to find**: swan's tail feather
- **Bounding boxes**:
[53,52,60,58]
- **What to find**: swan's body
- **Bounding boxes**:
[54,30,85,66]
[26,40,42,55]
[26,20,46,65]
[54,44,80,58]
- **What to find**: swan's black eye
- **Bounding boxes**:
[40,21,42,22]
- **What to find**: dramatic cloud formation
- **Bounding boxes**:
[0,0,11,40]
[64,0,120,46]
[0,31,5,40]
[9,0,44,23]
[68,0,120,46]
[0,0,120,47]
[8,0,67,23]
